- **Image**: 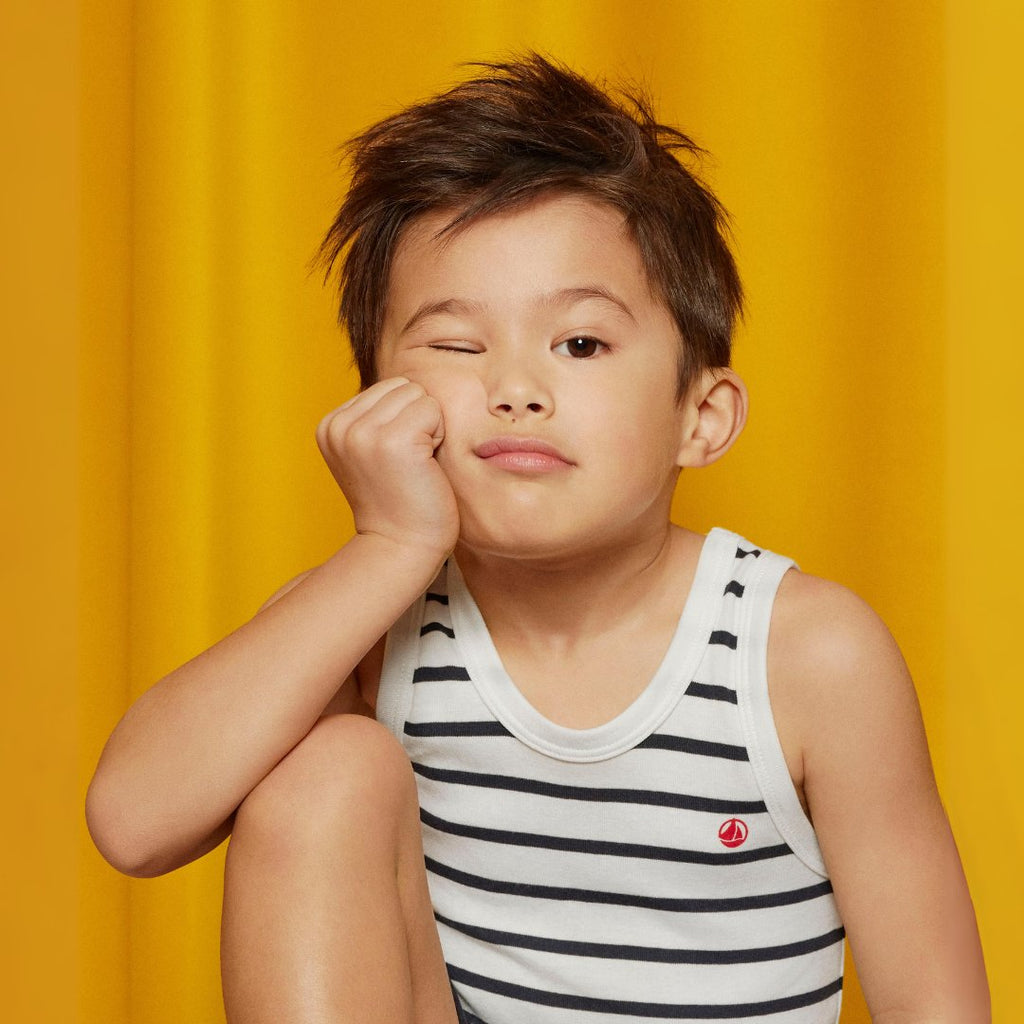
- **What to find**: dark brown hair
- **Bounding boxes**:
[318,54,742,396]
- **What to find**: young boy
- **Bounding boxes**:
[86,56,989,1023]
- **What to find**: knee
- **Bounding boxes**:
[233,714,415,854]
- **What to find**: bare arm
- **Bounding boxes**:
[769,574,989,1022]
[86,378,458,877]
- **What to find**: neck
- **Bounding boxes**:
[454,522,704,651]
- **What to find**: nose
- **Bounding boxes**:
[485,350,553,420]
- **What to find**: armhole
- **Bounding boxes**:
[374,591,426,744]
[736,552,830,877]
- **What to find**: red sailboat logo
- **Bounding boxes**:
[718,818,749,848]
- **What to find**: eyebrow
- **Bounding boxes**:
[539,286,638,324]
[400,298,485,336]
[399,285,637,336]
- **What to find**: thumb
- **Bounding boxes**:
[427,397,446,452]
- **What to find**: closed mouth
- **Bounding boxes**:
[474,437,574,464]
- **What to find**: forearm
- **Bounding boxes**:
[86,533,444,877]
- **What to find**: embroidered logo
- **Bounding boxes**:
[718,818,749,848]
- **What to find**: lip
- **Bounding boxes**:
[474,436,574,472]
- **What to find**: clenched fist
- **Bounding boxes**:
[316,378,460,560]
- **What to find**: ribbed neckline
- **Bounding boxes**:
[447,528,738,763]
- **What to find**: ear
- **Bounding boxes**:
[675,368,748,468]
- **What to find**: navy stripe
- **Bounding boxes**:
[412,665,471,682]
[684,681,738,704]
[420,808,789,865]
[448,964,843,1018]
[420,622,456,639]
[405,720,511,738]
[723,580,745,598]
[406,726,746,759]
[637,734,748,762]
[437,913,845,965]
[425,591,450,605]
[426,856,835,913]
[708,630,738,650]
[736,546,762,559]
[412,762,765,815]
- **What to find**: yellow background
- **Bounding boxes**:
[2,1,1021,1021]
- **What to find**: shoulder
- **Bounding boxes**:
[766,569,928,810]
[769,569,910,698]
[766,566,937,836]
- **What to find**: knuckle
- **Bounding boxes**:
[315,408,335,439]
[317,403,355,443]
[323,420,350,454]
[344,417,374,449]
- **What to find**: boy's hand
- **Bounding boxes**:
[317,377,459,559]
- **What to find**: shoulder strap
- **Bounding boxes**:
[734,548,830,876]
[375,590,427,743]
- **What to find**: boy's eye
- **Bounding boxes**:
[428,342,478,353]
[554,336,605,359]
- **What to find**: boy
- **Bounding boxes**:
[86,56,988,1022]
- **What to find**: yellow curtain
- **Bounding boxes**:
[3,1,1021,1020]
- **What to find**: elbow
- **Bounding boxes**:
[85,775,172,878]
[85,773,232,878]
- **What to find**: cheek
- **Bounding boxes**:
[407,366,487,444]
[609,402,685,474]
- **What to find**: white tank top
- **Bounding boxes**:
[377,528,844,1023]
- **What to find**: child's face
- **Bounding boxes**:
[377,194,694,562]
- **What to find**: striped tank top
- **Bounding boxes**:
[376,528,845,1023]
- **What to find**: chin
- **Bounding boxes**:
[454,513,621,567]
[456,528,559,563]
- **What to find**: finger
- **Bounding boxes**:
[357,388,447,462]
[318,377,409,431]
[341,383,436,442]
[318,384,444,466]
[343,376,411,408]
[316,378,412,450]
[426,395,445,450]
